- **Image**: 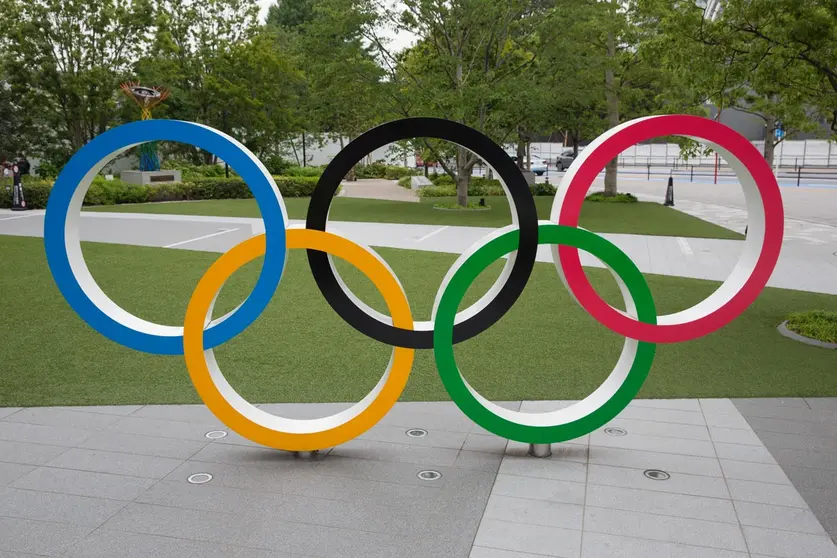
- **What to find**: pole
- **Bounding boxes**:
[797,166,802,187]
[302,131,307,167]
[664,176,675,206]
[714,152,719,184]
[690,165,694,182]
[223,110,229,178]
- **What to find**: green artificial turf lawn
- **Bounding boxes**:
[86,196,743,240]
[2,234,833,408]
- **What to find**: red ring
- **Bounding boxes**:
[555,115,783,343]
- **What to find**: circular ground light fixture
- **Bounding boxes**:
[604,427,627,436]
[205,430,227,440]
[417,470,442,481]
[406,428,428,438]
[187,473,213,485]
[643,469,670,481]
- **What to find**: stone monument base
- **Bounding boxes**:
[121,170,182,186]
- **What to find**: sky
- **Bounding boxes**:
[257,0,417,53]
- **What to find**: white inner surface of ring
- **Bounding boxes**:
[550,116,767,326]
[63,130,285,337]
[201,241,406,434]
[325,160,519,329]
[433,222,640,426]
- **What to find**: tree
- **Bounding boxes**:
[136,0,300,161]
[635,0,826,167]
[0,0,153,163]
[266,0,315,28]
[370,0,545,206]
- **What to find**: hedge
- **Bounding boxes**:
[355,163,420,180]
[416,176,556,197]
[0,175,320,209]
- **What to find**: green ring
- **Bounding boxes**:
[433,224,657,443]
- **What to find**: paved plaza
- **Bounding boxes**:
[1,399,836,557]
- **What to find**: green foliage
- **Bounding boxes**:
[163,159,229,179]
[418,176,555,197]
[283,166,323,177]
[354,164,418,180]
[0,175,320,209]
[262,155,292,175]
[531,182,557,196]
[397,176,412,188]
[433,202,490,210]
[786,311,837,344]
[585,191,639,203]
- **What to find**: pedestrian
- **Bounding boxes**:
[16,154,30,175]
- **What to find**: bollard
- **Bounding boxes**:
[647,163,651,180]
[690,166,694,182]
[10,168,27,211]
[664,176,675,207]
[528,443,552,458]
[797,166,802,187]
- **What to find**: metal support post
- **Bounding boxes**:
[528,444,552,458]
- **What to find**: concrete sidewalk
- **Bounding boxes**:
[1,399,835,557]
[3,209,836,295]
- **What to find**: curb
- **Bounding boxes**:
[777,321,837,349]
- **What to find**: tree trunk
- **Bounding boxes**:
[516,128,526,170]
[763,115,777,167]
[572,130,579,157]
[604,31,619,197]
[302,131,307,167]
[526,142,531,172]
[456,145,470,207]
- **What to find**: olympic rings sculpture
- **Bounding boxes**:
[44,115,784,451]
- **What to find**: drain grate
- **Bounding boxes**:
[643,469,670,481]
[406,428,428,438]
[417,470,442,481]
[604,427,627,436]
[205,430,227,440]
[187,473,213,485]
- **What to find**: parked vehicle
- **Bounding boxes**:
[510,155,549,176]
[556,148,583,171]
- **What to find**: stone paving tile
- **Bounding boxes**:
[0,463,35,489]
[0,421,92,447]
[0,408,21,420]
[734,401,837,423]
[629,399,702,412]
[453,450,504,472]
[699,398,741,414]
[587,463,730,499]
[3,408,124,430]
[0,516,93,556]
[482,494,583,530]
[806,398,837,413]
[63,529,253,558]
[588,431,717,457]
[134,479,285,517]
[328,438,460,467]
[708,426,763,446]
[703,412,753,429]
[357,423,467,450]
[11,467,156,500]
[470,546,546,557]
[733,500,827,535]
[0,486,127,526]
[498,455,587,483]
[505,441,588,462]
[603,417,711,441]
[462,433,509,454]
[490,474,585,505]
[756,430,837,452]
[188,440,304,468]
[587,446,723,477]
[783,465,837,492]
[106,415,218,442]
[746,416,837,439]
[713,441,778,464]
[130,404,223,424]
[726,478,808,507]
[52,405,143,416]
[0,440,68,466]
[164,460,306,494]
[736,397,810,408]
[580,532,749,558]
[473,518,581,557]
[719,458,791,484]
[101,502,250,543]
[771,447,837,471]
[45,448,184,479]
[584,507,748,552]
[612,405,705,425]
[79,431,207,460]
[585,484,738,523]
[743,526,837,558]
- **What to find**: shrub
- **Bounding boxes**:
[262,155,291,175]
[433,202,490,210]
[284,166,323,178]
[585,191,638,203]
[397,176,412,188]
[164,159,229,179]
[531,182,557,196]
[786,311,837,343]
[0,175,321,209]
[354,163,417,180]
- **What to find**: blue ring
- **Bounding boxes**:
[44,120,287,355]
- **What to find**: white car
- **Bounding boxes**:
[510,155,549,176]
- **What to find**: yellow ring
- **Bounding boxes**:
[183,229,415,451]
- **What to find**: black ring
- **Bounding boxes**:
[305,117,538,349]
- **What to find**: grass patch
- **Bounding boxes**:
[86,196,742,240]
[0,234,834,407]
[585,191,639,203]
[786,310,837,343]
[433,202,489,210]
